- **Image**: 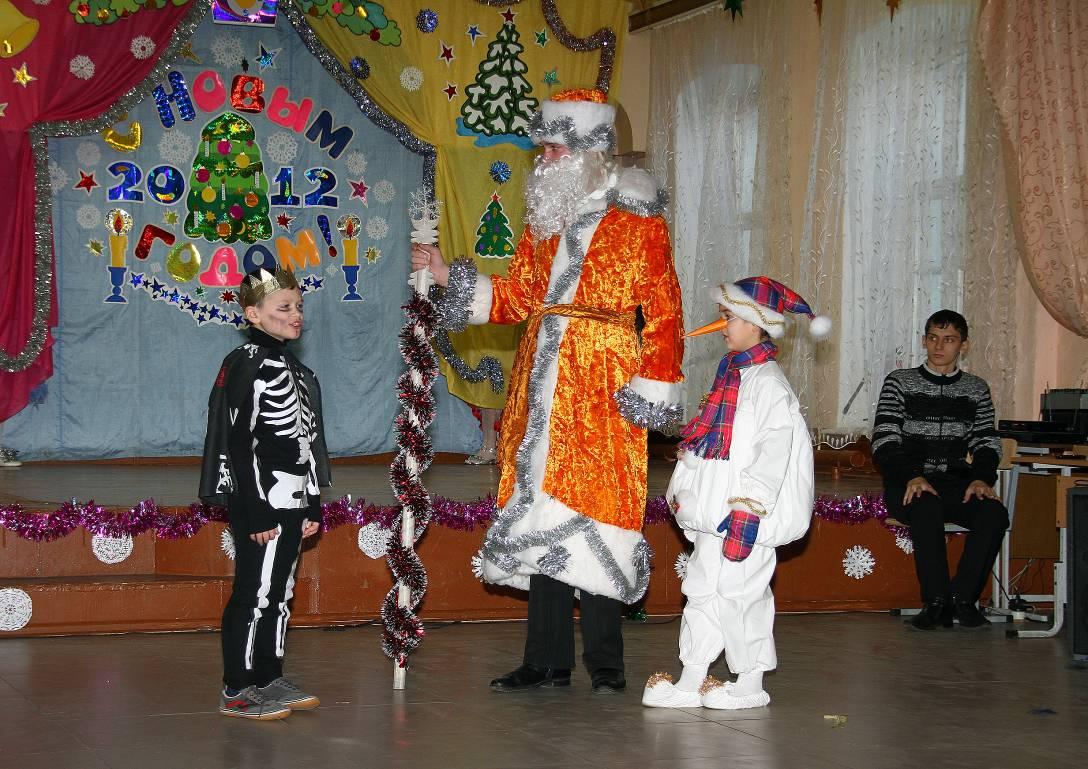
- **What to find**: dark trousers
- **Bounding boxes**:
[885,478,1010,604]
[523,574,625,673]
[221,515,303,690]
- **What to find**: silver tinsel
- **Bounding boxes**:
[528,112,616,153]
[610,186,670,219]
[436,258,478,333]
[7,1,208,373]
[613,384,684,432]
[432,329,505,392]
[536,545,571,577]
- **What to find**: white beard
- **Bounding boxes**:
[524,153,605,240]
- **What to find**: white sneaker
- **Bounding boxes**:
[465,447,496,465]
[0,448,21,467]
[642,672,701,708]
[700,677,770,710]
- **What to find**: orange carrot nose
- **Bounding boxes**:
[684,318,729,338]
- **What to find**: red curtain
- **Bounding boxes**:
[0,0,198,420]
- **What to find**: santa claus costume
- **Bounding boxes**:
[643,277,828,710]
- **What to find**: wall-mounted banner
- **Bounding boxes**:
[8,11,477,460]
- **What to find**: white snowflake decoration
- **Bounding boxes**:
[325,265,340,277]
[344,151,368,177]
[0,588,32,632]
[48,162,70,192]
[31,0,51,5]
[372,179,396,204]
[265,132,299,165]
[400,66,424,92]
[76,204,101,230]
[471,551,485,582]
[220,529,236,560]
[76,141,101,167]
[366,216,389,240]
[895,533,914,554]
[157,132,195,166]
[210,33,244,68]
[674,552,689,580]
[69,55,95,80]
[91,534,133,564]
[357,522,390,560]
[842,545,876,580]
[130,36,156,61]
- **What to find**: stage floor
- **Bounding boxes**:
[0,614,1082,769]
[0,459,881,509]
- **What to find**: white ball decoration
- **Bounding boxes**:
[91,534,133,564]
[842,545,876,580]
[0,588,33,632]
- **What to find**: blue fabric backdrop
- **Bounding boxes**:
[4,13,477,460]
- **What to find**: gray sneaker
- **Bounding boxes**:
[258,677,320,710]
[219,686,291,720]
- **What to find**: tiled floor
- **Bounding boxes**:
[1,614,1084,769]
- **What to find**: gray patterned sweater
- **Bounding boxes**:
[872,366,1002,488]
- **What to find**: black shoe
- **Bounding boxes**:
[590,668,626,694]
[952,597,991,628]
[489,663,571,692]
[909,597,953,631]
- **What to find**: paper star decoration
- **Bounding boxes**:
[365,246,381,263]
[535,30,548,46]
[543,69,560,86]
[75,170,98,193]
[257,44,280,71]
[0,103,7,118]
[276,211,296,231]
[220,290,237,304]
[438,42,455,64]
[87,240,103,256]
[350,178,370,204]
[501,6,516,24]
[195,286,206,298]
[12,62,35,87]
[467,25,482,43]
[179,41,201,65]
[442,82,458,101]
[162,211,179,226]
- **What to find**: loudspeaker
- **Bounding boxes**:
[1068,487,1088,661]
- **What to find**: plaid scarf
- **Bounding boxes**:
[679,341,778,460]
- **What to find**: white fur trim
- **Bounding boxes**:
[615,167,660,205]
[809,314,832,340]
[469,273,493,325]
[715,283,787,338]
[536,100,616,151]
[626,375,683,409]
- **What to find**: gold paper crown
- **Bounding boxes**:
[239,266,300,307]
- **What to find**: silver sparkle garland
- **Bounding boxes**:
[541,0,617,93]
[528,112,616,153]
[613,384,684,432]
[432,329,505,393]
[5,0,208,373]
[610,186,670,219]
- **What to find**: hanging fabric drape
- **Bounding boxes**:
[0,0,203,421]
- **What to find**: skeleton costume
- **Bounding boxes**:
[439,90,684,682]
[199,269,330,691]
[645,277,827,710]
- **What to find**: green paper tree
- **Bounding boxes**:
[461,21,538,137]
[184,113,272,245]
[69,0,188,26]
[297,0,401,45]
[475,193,514,258]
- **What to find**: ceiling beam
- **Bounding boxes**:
[629,0,720,33]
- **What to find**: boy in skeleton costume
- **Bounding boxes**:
[413,89,685,694]
[199,266,330,720]
[643,277,828,710]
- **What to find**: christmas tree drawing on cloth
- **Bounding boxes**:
[296,1,401,45]
[475,193,514,258]
[184,113,272,245]
[457,20,538,149]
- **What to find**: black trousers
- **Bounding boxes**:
[523,574,625,673]
[221,514,304,690]
[885,477,1010,604]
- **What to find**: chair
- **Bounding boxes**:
[888,438,1017,622]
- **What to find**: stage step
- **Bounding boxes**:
[0,574,231,637]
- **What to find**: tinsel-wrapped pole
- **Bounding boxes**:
[384,192,442,689]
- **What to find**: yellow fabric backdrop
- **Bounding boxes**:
[303,0,628,408]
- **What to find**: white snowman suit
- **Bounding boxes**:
[667,360,813,676]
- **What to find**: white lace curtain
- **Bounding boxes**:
[648,0,1028,431]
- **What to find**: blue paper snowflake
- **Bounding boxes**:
[489,160,512,184]
[350,57,371,80]
[416,9,439,33]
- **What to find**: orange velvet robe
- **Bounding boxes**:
[491,208,685,531]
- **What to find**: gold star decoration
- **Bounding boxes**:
[162,211,179,226]
[12,62,35,87]
[179,40,201,65]
[365,246,382,263]
[87,240,103,256]
[206,212,217,222]
[215,162,227,173]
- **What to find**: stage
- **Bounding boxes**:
[0,614,1083,769]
